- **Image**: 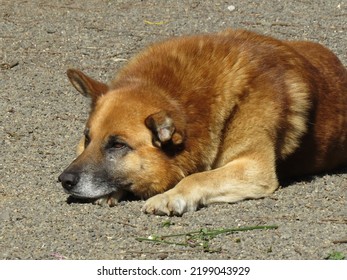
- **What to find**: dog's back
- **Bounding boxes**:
[278,40,347,177]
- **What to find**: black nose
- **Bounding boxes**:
[58,171,80,191]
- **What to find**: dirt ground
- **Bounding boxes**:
[1,0,346,260]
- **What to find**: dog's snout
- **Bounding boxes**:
[58,171,80,190]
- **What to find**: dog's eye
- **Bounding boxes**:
[111,142,126,150]
[84,135,91,147]
[105,136,127,151]
[84,128,91,147]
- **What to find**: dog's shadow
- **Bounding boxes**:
[66,192,138,205]
[279,165,347,188]
[66,196,95,205]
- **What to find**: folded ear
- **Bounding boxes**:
[66,69,109,103]
[145,111,185,149]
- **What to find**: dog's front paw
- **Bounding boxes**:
[93,191,125,207]
[142,191,198,216]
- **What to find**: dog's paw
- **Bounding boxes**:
[93,191,124,207]
[93,196,117,207]
[142,192,198,216]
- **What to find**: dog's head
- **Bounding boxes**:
[58,69,186,202]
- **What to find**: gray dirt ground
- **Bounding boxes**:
[1,0,346,260]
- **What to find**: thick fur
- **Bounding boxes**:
[58,29,347,216]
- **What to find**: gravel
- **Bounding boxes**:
[1,0,346,260]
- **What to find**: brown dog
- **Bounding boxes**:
[58,29,347,216]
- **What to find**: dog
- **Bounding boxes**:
[58,29,347,216]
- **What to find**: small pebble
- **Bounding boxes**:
[227,5,236,11]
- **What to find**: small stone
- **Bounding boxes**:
[227,5,236,12]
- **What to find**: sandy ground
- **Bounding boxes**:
[1,0,346,260]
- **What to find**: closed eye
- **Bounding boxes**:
[105,136,129,151]
[110,142,126,150]
[84,128,91,147]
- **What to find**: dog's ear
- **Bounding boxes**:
[67,69,109,103]
[145,111,185,149]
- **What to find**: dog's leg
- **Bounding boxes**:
[142,154,278,215]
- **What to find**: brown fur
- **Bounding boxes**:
[58,29,347,215]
